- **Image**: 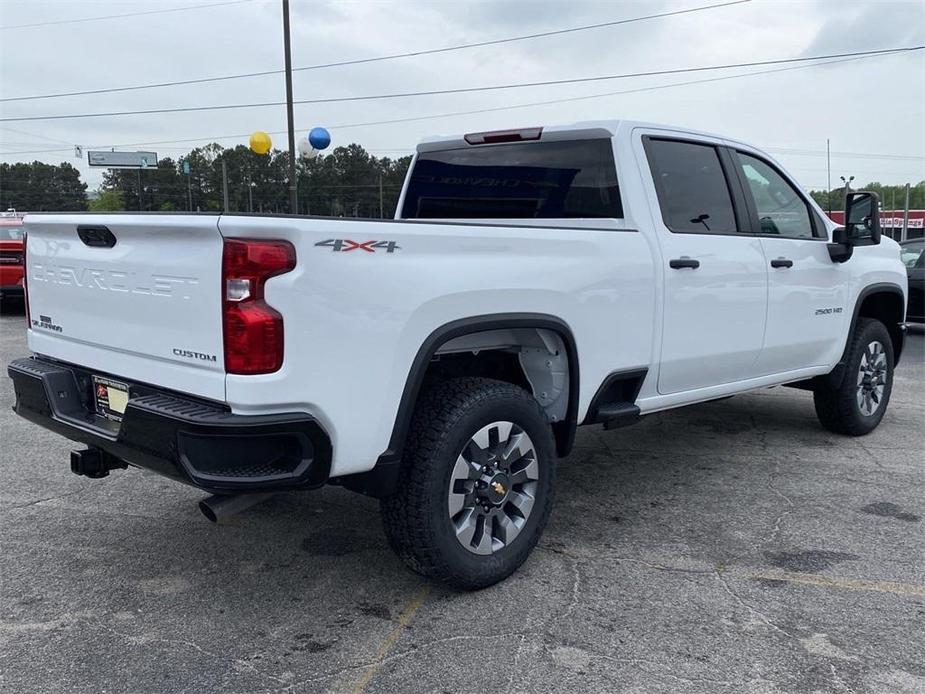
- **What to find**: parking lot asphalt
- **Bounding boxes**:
[0,307,923,694]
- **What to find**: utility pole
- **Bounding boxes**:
[891,188,896,239]
[826,138,832,215]
[282,0,298,215]
[221,159,230,212]
[379,174,384,218]
[901,182,911,242]
[840,175,854,209]
[184,160,192,211]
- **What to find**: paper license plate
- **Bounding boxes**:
[93,376,129,422]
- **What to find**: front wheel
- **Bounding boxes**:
[380,377,556,590]
[814,317,895,436]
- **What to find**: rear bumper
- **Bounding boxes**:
[0,265,25,297]
[0,284,24,299]
[7,356,332,494]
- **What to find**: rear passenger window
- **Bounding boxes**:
[645,139,737,234]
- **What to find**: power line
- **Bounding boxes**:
[0,126,74,146]
[0,56,925,159]
[2,45,921,124]
[787,166,921,176]
[2,51,923,159]
[322,53,917,137]
[0,0,253,31]
[0,0,751,103]
[764,146,924,161]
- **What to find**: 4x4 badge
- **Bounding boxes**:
[315,239,400,253]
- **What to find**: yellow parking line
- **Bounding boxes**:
[748,572,925,596]
[350,584,432,694]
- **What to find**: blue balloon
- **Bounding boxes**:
[309,127,331,150]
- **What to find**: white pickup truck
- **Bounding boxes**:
[8,121,908,589]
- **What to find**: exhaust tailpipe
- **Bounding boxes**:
[198,493,273,523]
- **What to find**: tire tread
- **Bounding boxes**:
[380,377,555,590]
[814,317,894,436]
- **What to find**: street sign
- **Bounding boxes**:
[182,161,190,175]
[87,151,158,169]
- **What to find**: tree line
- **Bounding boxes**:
[808,182,925,213]
[94,143,413,217]
[1,148,922,218]
[1,143,412,217]
[0,161,87,211]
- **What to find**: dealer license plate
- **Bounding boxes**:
[93,376,129,422]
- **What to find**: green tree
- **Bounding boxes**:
[810,181,925,215]
[88,189,124,211]
[100,157,187,211]
[299,146,411,218]
[0,161,88,211]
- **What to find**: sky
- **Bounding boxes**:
[1,0,923,197]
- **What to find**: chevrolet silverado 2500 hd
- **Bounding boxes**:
[8,121,908,589]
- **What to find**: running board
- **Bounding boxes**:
[582,368,647,428]
[598,403,641,430]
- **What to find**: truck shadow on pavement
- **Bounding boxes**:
[99,380,917,591]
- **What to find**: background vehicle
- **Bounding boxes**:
[900,238,924,323]
[0,210,25,302]
[8,121,908,589]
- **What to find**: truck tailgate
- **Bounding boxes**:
[24,214,226,402]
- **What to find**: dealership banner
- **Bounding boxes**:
[828,210,924,229]
[879,216,924,229]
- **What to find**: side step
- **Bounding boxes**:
[597,403,641,430]
[582,368,648,429]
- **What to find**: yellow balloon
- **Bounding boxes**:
[249,131,272,155]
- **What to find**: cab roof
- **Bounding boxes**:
[415,120,738,152]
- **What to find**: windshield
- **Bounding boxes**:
[401,139,622,219]
[900,240,924,269]
[0,227,23,241]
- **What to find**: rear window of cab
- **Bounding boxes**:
[401,139,623,219]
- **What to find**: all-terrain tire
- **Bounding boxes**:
[380,377,556,590]
[813,317,894,436]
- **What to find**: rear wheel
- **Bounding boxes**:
[814,317,894,436]
[380,377,556,590]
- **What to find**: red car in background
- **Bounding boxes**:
[0,211,26,301]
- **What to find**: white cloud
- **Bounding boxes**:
[1,0,922,191]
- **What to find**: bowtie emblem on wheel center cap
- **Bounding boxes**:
[484,473,510,504]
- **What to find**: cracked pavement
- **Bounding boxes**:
[1,309,923,694]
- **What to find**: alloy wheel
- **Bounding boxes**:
[447,421,539,555]
[856,340,888,416]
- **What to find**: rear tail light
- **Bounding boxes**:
[23,232,30,328]
[464,127,543,145]
[222,239,296,375]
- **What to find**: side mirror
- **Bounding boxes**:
[845,191,881,246]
